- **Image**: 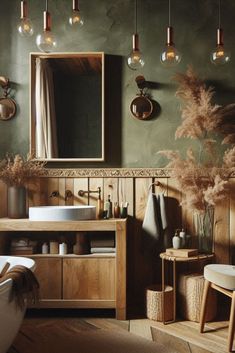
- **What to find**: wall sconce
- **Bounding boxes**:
[210,0,231,65]
[0,77,17,121]
[130,76,154,120]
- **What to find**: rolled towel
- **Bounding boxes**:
[0,265,39,309]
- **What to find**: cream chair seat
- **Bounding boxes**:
[200,264,235,352]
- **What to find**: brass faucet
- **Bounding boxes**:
[78,187,101,199]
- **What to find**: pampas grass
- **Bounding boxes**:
[160,67,235,212]
[0,154,45,187]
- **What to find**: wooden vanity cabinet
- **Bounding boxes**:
[33,257,62,299]
[63,257,116,301]
[0,218,126,320]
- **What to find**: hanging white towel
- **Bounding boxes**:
[142,193,161,242]
[142,192,168,255]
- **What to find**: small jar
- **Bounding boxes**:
[42,242,48,254]
[50,241,59,254]
[59,242,67,255]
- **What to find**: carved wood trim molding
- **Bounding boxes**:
[42,168,171,178]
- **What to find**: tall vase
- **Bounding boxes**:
[7,186,26,219]
[193,206,214,254]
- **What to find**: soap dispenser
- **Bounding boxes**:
[172,230,181,249]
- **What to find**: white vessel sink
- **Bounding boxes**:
[29,205,96,221]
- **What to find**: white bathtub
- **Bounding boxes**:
[0,256,35,353]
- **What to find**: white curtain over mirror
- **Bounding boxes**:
[35,58,58,158]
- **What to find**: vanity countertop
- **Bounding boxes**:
[0,218,127,232]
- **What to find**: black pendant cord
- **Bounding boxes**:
[218,0,221,28]
[46,0,48,12]
[135,0,137,34]
[168,0,171,27]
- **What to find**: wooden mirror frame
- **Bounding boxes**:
[30,52,105,162]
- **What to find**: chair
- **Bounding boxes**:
[199,264,235,352]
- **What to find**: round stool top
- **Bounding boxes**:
[204,264,235,290]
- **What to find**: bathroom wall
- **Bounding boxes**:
[0,0,235,167]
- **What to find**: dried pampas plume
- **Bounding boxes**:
[159,67,235,212]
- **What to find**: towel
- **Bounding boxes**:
[0,265,39,309]
[142,192,168,255]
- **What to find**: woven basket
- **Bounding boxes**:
[146,284,174,322]
[178,273,217,322]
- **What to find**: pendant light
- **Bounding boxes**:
[210,0,230,65]
[69,0,84,27]
[36,0,57,53]
[127,0,145,70]
[160,0,181,67]
[18,1,34,37]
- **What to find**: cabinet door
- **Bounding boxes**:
[63,258,115,300]
[34,258,62,299]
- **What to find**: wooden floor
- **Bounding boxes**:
[8,310,233,353]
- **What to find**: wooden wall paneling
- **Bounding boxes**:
[214,194,230,264]
[118,178,134,315]
[47,178,60,206]
[65,178,74,206]
[134,177,153,311]
[27,178,41,207]
[230,180,235,264]
[167,178,182,243]
[58,178,66,206]
[119,178,134,217]
[73,178,89,206]
[104,178,118,213]
[39,178,48,205]
[89,178,104,218]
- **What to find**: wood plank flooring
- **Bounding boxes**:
[8,310,233,353]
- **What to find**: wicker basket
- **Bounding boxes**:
[178,273,217,322]
[146,284,174,322]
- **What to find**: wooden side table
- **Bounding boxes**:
[159,252,214,324]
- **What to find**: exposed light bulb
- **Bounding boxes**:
[69,0,84,27]
[210,29,231,65]
[160,27,181,67]
[36,7,57,53]
[18,1,33,37]
[210,45,230,65]
[69,10,84,26]
[36,31,57,53]
[127,34,145,70]
[160,45,181,67]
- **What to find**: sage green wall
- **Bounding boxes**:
[0,0,235,167]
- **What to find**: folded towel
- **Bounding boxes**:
[0,265,39,309]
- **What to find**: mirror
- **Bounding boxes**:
[0,76,17,121]
[130,94,153,120]
[30,53,104,161]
